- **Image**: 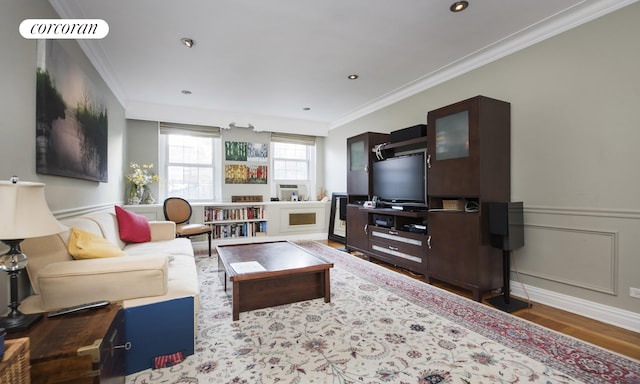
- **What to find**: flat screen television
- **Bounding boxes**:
[372,153,426,208]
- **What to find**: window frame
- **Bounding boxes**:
[270,133,317,201]
[158,123,222,202]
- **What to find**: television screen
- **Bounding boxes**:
[372,153,426,205]
[435,110,469,160]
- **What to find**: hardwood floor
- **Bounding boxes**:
[319,240,640,360]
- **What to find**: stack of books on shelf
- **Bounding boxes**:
[212,221,267,239]
[204,206,265,222]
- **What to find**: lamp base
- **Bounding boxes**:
[0,312,43,333]
[486,295,530,313]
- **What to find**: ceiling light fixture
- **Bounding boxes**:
[347,74,359,80]
[180,38,195,48]
[450,1,469,12]
[181,90,192,95]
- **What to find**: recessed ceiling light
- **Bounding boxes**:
[180,38,195,48]
[181,90,192,95]
[347,74,359,80]
[450,1,469,12]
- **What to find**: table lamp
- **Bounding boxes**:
[0,177,66,332]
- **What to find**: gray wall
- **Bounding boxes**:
[325,3,640,315]
[1,0,126,312]
[126,119,160,201]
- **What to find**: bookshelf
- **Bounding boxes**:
[123,201,330,245]
[203,204,267,240]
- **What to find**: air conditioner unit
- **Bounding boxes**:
[277,184,308,201]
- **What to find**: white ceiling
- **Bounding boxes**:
[50,0,633,134]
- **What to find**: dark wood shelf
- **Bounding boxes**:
[376,136,428,152]
[361,206,428,218]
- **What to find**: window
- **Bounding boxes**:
[159,123,221,201]
[273,142,309,180]
[271,133,317,200]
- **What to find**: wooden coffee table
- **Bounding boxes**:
[216,241,333,320]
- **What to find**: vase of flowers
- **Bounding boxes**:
[126,162,160,204]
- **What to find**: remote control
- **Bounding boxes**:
[47,300,110,318]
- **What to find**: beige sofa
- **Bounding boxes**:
[19,210,199,317]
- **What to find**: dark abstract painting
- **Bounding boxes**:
[36,40,108,182]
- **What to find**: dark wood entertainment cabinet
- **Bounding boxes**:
[345,96,510,301]
[349,206,429,275]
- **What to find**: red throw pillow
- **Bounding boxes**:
[115,206,151,243]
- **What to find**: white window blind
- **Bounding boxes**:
[159,122,221,138]
[270,132,316,146]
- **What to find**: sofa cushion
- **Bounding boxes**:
[122,254,199,311]
[115,206,151,243]
[68,227,126,260]
[124,237,194,258]
[36,254,168,310]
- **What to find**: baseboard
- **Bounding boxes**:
[510,282,640,333]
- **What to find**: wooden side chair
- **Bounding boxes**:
[163,197,212,256]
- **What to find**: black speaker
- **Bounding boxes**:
[486,201,529,313]
[488,202,524,251]
[339,196,348,221]
[390,124,427,143]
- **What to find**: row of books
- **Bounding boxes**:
[204,206,265,222]
[209,221,267,239]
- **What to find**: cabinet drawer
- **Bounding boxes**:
[368,227,428,272]
[369,239,425,265]
[369,227,428,248]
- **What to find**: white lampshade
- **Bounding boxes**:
[0,179,67,239]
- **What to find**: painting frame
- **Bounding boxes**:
[35,39,109,182]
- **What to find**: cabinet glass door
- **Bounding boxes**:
[347,137,369,196]
[427,99,480,197]
[349,140,365,171]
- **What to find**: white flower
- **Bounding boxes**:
[126,162,160,187]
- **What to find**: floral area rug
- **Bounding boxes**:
[127,241,639,384]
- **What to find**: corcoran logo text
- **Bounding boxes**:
[20,19,109,39]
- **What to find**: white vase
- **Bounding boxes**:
[128,185,144,204]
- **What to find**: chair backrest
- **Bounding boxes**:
[163,197,193,224]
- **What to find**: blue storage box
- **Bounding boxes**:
[124,297,195,375]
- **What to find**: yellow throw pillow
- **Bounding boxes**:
[68,227,126,260]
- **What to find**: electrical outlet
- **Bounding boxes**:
[630,287,640,299]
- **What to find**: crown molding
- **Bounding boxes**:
[49,0,637,131]
[49,0,127,107]
[329,0,639,130]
